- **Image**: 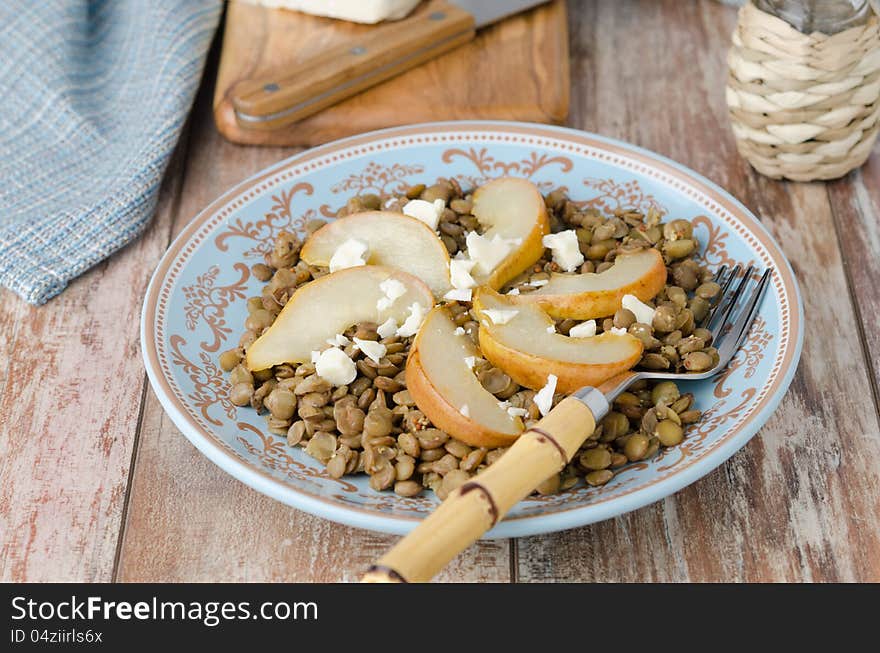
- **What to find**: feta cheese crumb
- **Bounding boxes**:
[527,278,549,287]
[453,326,466,336]
[376,277,407,311]
[403,198,446,230]
[507,406,530,419]
[546,325,556,334]
[329,238,368,273]
[622,294,656,326]
[310,350,322,364]
[534,374,558,417]
[353,337,387,364]
[542,230,584,272]
[396,303,428,337]
[463,355,480,370]
[377,317,398,339]
[443,288,472,302]
[610,327,629,336]
[506,287,521,295]
[465,232,520,276]
[568,320,597,338]
[449,258,477,290]
[314,347,357,386]
[325,333,351,347]
[481,308,519,325]
[459,404,470,418]
[498,400,528,419]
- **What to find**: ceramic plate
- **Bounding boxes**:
[142,121,803,538]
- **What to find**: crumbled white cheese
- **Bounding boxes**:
[314,347,357,386]
[546,325,556,334]
[622,294,656,326]
[610,327,629,336]
[449,258,477,290]
[325,333,351,347]
[498,400,528,419]
[506,287,521,296]
[534,374,558,417]
[352,337,387,364]
[463,355,480,370]
[310,350,322,364]
[377,317,398,339]
[443,288,472,302]
[459,404,470,418]
[542,230,584,272]
[453,326,466,336]
[403,198,446,230]
[376,277,407,311]
[507,406,530,419]
[527,278,549,287]
[568,320,597,338]
[396,303,428,337]
[465,232,521,276]
[328,238,368,273]
[481,308,518,325]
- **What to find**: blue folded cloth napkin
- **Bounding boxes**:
[0,0,222,304]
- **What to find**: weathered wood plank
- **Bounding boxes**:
[517,0,880,582]
[115,82,511,582]
[116,391,509,582]
[827,153,880,412]
[0,138,190,582]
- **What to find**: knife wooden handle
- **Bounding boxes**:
[231,1,475,130]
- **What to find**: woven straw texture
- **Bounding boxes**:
[726,1,880,181]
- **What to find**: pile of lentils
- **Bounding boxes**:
[219,179,715,498]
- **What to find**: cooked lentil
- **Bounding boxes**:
[222,181,713,496]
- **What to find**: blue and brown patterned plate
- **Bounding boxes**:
[141,121,803,537]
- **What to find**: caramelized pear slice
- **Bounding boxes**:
[468,177,550,289]
[407,307,523,447]
[301,211,452,297]
[509,249,667,319]
[474,288,643,393]
[247,266,433,371]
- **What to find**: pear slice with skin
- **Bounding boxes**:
[468,177,550,289]
[407,307,524,447]
[473,288,644,393]
[246,266,433,371]
[508,248,667,320]
[300,211,452,297]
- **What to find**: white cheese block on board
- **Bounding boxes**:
[244,0,422,23]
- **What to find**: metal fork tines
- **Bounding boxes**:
[598,265,773,400]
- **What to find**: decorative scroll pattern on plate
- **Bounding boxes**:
[169,335,236,426]
[214,183,314,258]
[442,147,573,192]
[181,263,250,352]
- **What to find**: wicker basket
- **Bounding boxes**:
[726,1,880,181]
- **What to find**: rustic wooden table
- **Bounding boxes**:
[2,0,879,583]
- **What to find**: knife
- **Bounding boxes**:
[231,0,551,130]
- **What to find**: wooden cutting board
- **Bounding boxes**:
[213,0,570,146]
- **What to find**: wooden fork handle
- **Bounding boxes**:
[362,394,607,583]
[231,1,476,130]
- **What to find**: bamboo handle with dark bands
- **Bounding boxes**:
[362,396,597,583]
[231,1,475,130]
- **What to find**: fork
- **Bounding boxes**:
[362,265,773,583]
